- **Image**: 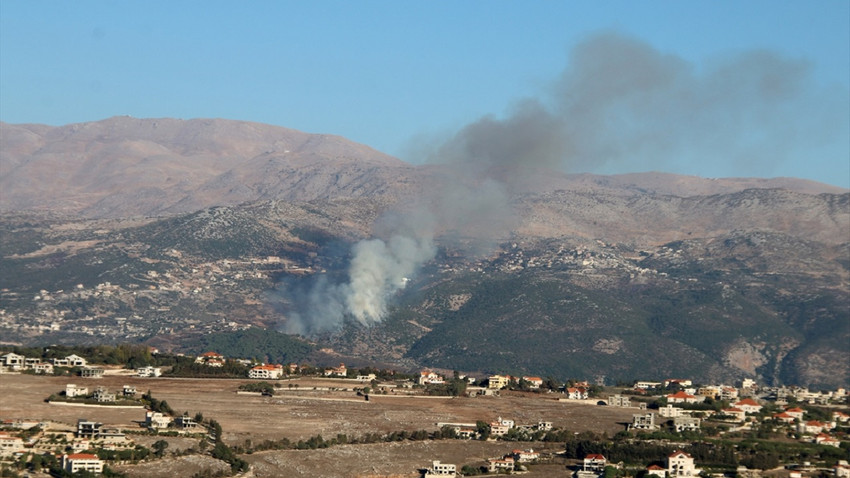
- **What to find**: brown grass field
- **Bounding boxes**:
[1,372,638,477]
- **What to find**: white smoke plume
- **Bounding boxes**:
[278,32,847,335]
[346,234,436,325]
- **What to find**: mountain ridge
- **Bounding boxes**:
[0,117,847,387]
[1,117,846,218]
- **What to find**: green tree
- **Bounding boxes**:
[152,440,169,458]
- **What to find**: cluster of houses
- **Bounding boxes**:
[437,416,553,441]
[422,450,705,478]
[0,418,136,473]
[0,351,116,379]
[63,383,137,403]
[421,448,540,477]
[0,352,90,375]
[621,381,850,449]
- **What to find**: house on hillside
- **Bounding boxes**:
[813,433,841,447]
[62,454,104,474]
[511,449,540,462]
[658,405,684,418]
[722,407,747,422]
[635,381,661,389]
[733,398,762,414]
[76,419,103,439]
[419,369,445,385]
[249,364,284,379]
[834,461,850,478]
[53,354,88,367]
[646,464,666,477]
[488,375,512,390]
[33,362,54,374]
[324,363,347,377]
[175,415,198,430]
[583,453,607,471]
[667,391,701,404]
[66,384,89,398]
[608,394,631,407]
[488,456,515,473]
[93,387,116,402]
[798,420,830,435]
[423,460,457,477]
[0,433,25,457]
[0,352,25,371]
[136,366,162,377]
[672,416,701,432]
[80,366,104,378]
[719,386,739,401]
[145,411,172,429]
[631,413,656,430]
[195,352,224,365]
[772,411,796,424]
[667,450,700,477]
[565,387,588,400]
[522,376,543,388]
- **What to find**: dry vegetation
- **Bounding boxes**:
[1,373,635,477]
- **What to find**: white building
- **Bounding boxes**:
[0,433,24,457]
[62,453,104,474]
[53,354,88,367]
[668,450,700,477]
[419,369,445,385]
[145,411,172,429]
[0,353,25,370]
[424,460,457,477]
[66,384,89,398]
[248,364,284,379]
[136,366,162,377]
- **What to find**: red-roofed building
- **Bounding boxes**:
[667,391,701,404]
[522,376,543,388]
[249,364,284,379]
[488,456,515,473]
[583,453,607,471]
[733,398,762,414]
[0,433,24,457]
[668,450,700,477]
[646,464,666,477]
[772,412,796,424]
[195,351,225,366]
[785,407,805,420]
[419,369,445,385]
[566,387,588,400]
[798,420,829,435]
[721,407,746,422]
[324,363,347,377]
[814,433,841,447]
[511,449,540,462]
[62,453,104,474]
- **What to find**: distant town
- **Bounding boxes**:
[1,347,848,477]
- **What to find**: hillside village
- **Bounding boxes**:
[0,238,657,346]
[1,348,848,477]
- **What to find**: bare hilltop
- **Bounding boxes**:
[1,117,847,388]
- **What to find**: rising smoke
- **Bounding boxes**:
[278,32,848,335]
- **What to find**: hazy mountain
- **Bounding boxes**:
[0,117,847,387]
[1,117,844,218]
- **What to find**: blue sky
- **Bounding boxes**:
[1,1,848,187]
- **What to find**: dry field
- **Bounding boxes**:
[1,373,637,477]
